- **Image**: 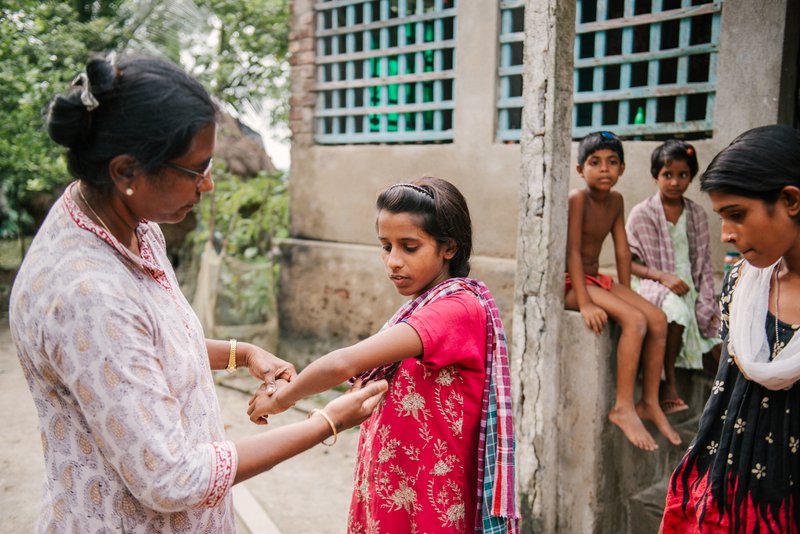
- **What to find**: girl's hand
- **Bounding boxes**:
[320,379,388,432]
[659,273,690,296]
[579,303,608,335]
[248,379,293,424]
[241,343,297,394]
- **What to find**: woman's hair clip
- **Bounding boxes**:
[599,131,617,140]
[71,72,100,111]
[389,183,434,199]
[686,146,694,156]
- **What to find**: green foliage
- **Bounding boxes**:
[194,170,288,257]
[122,0,290,130]
[0,0,290,239]
[0,1,127,236]
[194,0,289,104]
[192,169,289,324]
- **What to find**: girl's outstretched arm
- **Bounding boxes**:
[247,323,422,423]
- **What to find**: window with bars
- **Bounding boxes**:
[496,0,722,142]
[314,0,457,144]
[497,0,524,142]
[574,0,721,139]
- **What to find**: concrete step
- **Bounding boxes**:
[628,476,670,534]
[626,414,700,533]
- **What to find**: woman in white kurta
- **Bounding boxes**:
[9,54,387,533]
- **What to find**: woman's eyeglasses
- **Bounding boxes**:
[164,158,213,185]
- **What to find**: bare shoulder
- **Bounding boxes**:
[568,188,587,205]
[609,191,625,213]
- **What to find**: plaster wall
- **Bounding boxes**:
[713,0,795,146]
[289,1,520,259]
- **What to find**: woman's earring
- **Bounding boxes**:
[125,188,134,197]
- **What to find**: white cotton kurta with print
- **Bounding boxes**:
[9,183,237,533]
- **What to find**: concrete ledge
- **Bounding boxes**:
[556,310,711,532]
[557,310,617,533]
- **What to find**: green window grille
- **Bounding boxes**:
[497,0,722,141]
[314,0,457,144]
[497,0,524,142]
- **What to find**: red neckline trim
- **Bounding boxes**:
[63,182,172,291]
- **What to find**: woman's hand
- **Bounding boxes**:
[241,343,297,394]
[659,273,690,296]
[579,303,608,335]
[320,379,388,433]
[248,379,292,424]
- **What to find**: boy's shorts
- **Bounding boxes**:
[564,273,613,295]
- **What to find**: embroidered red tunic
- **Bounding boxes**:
[347,292,487,533]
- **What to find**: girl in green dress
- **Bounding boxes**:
[626,140,722,414]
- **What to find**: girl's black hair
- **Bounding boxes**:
[651,139,699,179]
[700,124,800,203]
[376,177,473,278]
[577,131,625,165]
[46,54,218,196]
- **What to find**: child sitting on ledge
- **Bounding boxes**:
[565,131,679,451]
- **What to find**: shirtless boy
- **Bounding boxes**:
[565,131,680,451]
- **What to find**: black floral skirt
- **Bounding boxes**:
[663,314,800,533]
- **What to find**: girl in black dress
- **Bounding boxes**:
[662,125,800,533]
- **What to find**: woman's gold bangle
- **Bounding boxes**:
[309,408,337,446]
[226,339,237,374]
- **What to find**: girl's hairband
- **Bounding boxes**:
[389,183,434,200]
[71,72,100,111]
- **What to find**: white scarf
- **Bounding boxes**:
[729,259,800,390]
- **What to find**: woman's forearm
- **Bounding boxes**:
[206,338,250,370]
[233,416,332,484]
[238,378,389,482]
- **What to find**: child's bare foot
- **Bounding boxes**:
[636,401,682,446]
[608,406,658,451]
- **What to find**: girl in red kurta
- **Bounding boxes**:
[248,177,519,533]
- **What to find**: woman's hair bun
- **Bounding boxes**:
[85,56,116,95]
[46,93,89,149]
[46,55,116,150]
[46,53,217,192]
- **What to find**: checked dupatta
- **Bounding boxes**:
[625,194,718,338]
[353,278,520,533]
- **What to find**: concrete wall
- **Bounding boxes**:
[280,0,798,359]
[557,311,617,533]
